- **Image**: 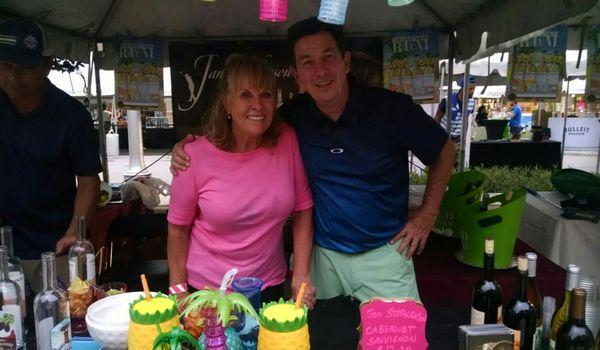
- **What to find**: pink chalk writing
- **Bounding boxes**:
[359,298,428,350]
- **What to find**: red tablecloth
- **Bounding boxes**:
[414,234,566,306]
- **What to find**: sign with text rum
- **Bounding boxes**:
[383,31,439,101]
[585,26,600,102]
[507,26,567,100]
[114,39,164,110]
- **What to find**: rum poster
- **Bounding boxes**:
[507,26,567,99]
[114,39,164,110]
[383,31,439,101]
[585,26,600,102]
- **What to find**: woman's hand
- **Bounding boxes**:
[291,272,316,309]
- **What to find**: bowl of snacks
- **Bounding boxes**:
[97,182,112,207]
[86,291,155,350]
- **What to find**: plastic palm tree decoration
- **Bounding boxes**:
[181,269,261,350]
[152,326,200,350]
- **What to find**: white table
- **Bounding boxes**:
[518,192,600,278]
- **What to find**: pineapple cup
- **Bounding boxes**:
[128,293,180,350]
[258,299,309,350]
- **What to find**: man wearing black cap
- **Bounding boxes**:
[0,18,102,292]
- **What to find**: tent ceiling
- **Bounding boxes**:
[1,0,599,65]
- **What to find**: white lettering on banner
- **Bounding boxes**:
[178,54,219,112]
[120,43,155,60]
[391,35,429,53]
[520,31,559,49]
[178,54,293,112]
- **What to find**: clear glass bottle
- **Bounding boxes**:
[0,246,24,349]
[542,296,557,350]
[68,215,96,285]
[0,227,25,319]
[551,264,581,345]
[34,252,71,350]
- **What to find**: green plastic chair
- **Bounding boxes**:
[454,188,527,268]
[434,170,486,237]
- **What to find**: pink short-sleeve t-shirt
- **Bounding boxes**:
[168,123,313,290]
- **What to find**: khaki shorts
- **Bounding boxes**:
[310,240,420,302]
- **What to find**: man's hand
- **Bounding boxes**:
[170,134,195,176]
[55,231,77,256]
[390,207,437,259]
[291,272,316,309]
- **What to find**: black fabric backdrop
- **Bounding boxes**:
[169,37,382,136]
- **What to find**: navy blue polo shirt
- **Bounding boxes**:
[281,81,448,253]
[0,80,102,259]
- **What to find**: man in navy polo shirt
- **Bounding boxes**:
[0,18,101,292]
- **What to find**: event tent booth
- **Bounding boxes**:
[2,0,599,179]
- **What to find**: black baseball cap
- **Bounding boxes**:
[0,18,47,68]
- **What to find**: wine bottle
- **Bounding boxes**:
[68,215,96,284]
[0,246,24,349]
[555,288,594,349]
[542,296,557,350]
[526,253,542,326]
[551,265,581,345]
[34,252,71,350]
[0,227,26,318]
[471,237,503,325]
[503,255,536,350]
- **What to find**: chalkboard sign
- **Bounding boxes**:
[359,298,428,350]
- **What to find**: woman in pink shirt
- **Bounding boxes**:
[167,54,315,306]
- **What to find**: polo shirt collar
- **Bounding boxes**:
[305,76,364,125]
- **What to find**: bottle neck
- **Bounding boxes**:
[569,292,587,325]
[76,216,86,242]
[42,256,57,290]
[0,228,15,257]
[483,252,494,280]
[0,252,9,280]
[516,270,528,301]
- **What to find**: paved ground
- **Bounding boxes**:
[104,148,599,207]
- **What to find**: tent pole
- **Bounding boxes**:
[560,78,571,167]
[446,36,454,138]
[86,51,93,108]
[94,43,109,183]
[459,63,471,172]
[537,101,543,126]
[596,129,600,174]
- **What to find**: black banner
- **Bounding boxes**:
[169,38,382,132]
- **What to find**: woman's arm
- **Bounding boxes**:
[290,207,315,308]
[168,223,192,287]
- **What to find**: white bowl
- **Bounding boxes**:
[86,292,154,350]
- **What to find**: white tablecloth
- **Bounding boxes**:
[518,192,600,278]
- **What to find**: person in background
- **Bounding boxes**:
[167,54,315,307]
[475,105,488,126]
[171,18,455,348]
[0,18,101,292]
[434,76,476,142]
[509,100,523,140]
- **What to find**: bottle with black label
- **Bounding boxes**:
[503,255,536,350]
[555,288,594,349]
